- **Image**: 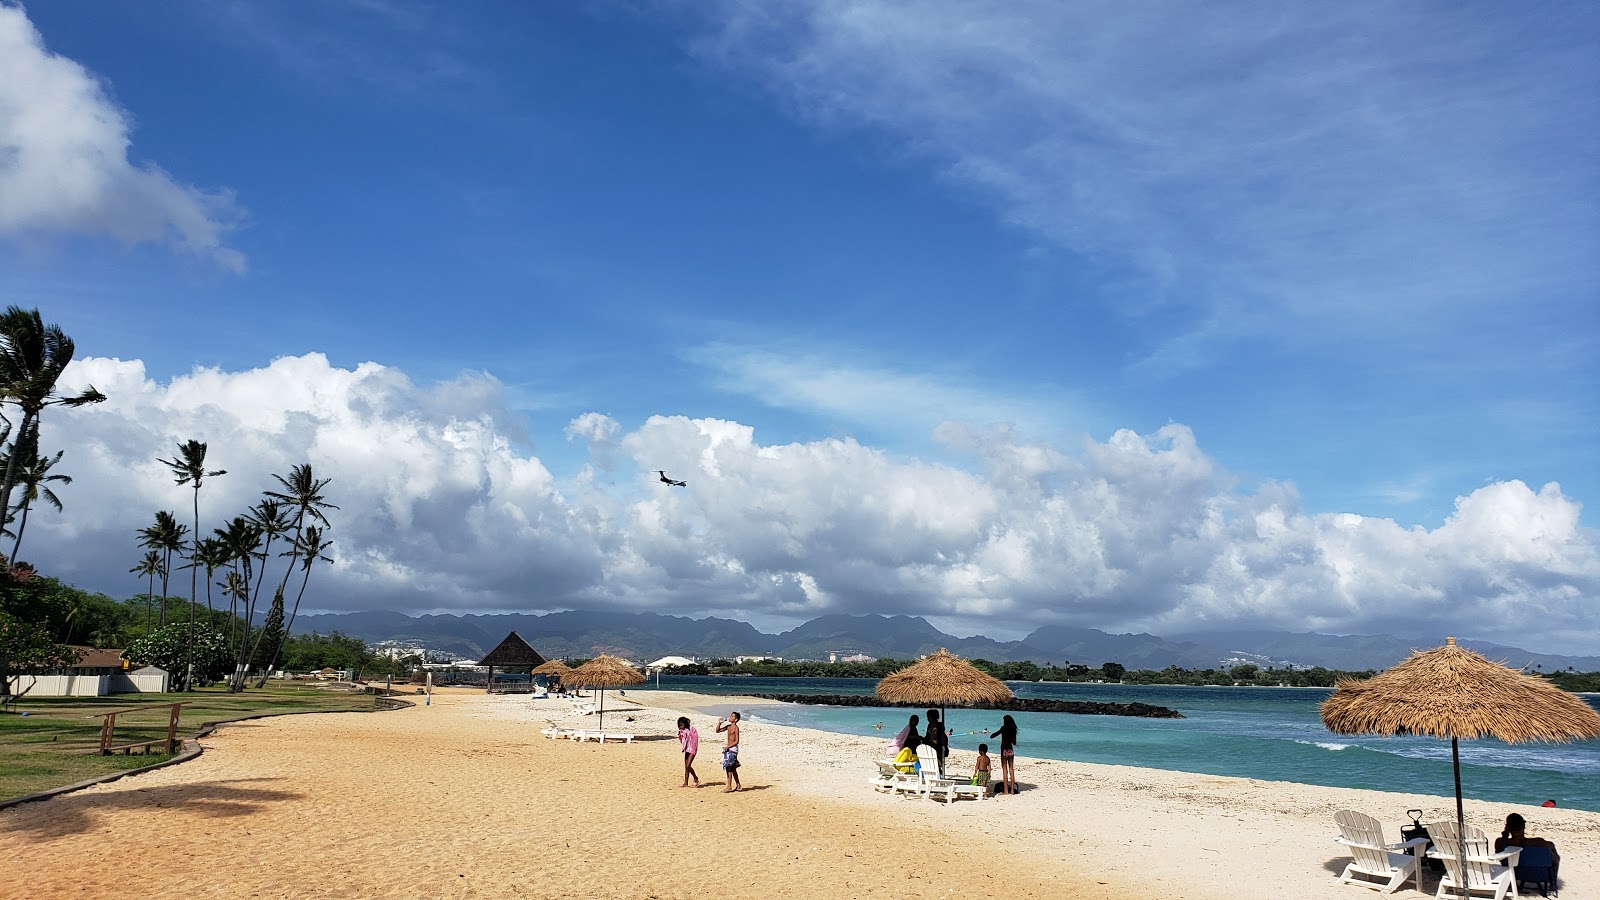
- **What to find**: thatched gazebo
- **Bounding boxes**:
[567,654,645,733]
[876,648,1013,744]
[476,631,547,694]
[1322,636,1600,894]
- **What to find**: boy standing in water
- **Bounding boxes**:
[716,711,742,792]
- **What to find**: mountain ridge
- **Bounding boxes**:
[293,610,1600,672]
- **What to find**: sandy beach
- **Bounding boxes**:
[5,687,1596,899]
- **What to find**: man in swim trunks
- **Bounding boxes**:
[716,711,742,792]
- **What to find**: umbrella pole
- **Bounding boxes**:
[598,689,606,733]
[1452,737,1466,900]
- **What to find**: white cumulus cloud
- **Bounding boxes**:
[0,4,245,271]
[24,354,1600,656]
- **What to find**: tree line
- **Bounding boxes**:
[670,656,1599,692]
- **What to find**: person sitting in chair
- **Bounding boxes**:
[1496,813,1559,865]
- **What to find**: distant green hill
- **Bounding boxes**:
[293,610,1600,673]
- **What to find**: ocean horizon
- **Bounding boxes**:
[639,675,1600,813]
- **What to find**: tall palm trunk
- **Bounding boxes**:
[258,565,311,686]
[186,486,198,691]
[0,410,36,524]
[10,499,32,561]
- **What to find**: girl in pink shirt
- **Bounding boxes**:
[677,717,700,787]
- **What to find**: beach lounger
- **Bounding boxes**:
[870,760,900,793]
[572,730,635,743]
[540,724,578,740]
[1333,810,1429,893]
[1428,821,1519,900]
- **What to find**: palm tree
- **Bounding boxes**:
[219,569,248,646]
[258,525,333,684]
[129,550,163,633]
[184,536,230,631]
[0,307,106,518]
[138,511,187,626]
[159,439,225,691]
[247,498,293,613]
[7,448,70,561]
[243,495,302,670]
[264,464,337,597]
[214,515,264,691]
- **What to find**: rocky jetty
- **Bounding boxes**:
[751,693,1184,718]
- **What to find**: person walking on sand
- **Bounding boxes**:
[716,711,742,792]
[992,714,1019,795]
[677,716,700,787]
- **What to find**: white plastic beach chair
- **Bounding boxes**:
[1428,821,1520,900]
[1332,810,1428,893]
[539,724,578,740]
[911,745,985,803]
[870,760,900,793]
[573,730,635,744]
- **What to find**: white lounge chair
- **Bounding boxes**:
[1333,810,1429,893]
[870,760,900,793]
[1428,821,1519,900]
[573,730,635,744]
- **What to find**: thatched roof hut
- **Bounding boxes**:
[477,631,547,693]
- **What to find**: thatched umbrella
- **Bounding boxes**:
[531,659,574,693]
[567,655,646,733]
[876,648,1013,752]
[1322,637,1600,896]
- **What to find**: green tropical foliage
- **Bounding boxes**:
[0,306,106,521]
[158,439,226,691]
[123,624,232,685]
[5,445,71,561]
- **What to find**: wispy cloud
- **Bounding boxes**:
[685,341,1089,441]
[0,5,245,271]
[676,1,1598,372]
[203,0,486,105]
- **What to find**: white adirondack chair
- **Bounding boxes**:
[1429,821,1520,900]
[911,744,986,802]
[1333,810,1428,893]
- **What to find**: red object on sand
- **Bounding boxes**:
[1541,799,1557,807]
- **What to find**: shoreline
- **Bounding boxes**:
[6,687,1596,899]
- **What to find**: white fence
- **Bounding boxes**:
[13,674,108,697]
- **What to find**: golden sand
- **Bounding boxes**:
[5,687,1596,899]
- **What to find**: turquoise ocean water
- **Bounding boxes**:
[638,676,1600,812]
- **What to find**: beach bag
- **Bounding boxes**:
[1400,810,1442,873]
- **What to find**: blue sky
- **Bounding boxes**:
[3,2,1597,653]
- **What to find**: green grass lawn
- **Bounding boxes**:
[0,683,378,803]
